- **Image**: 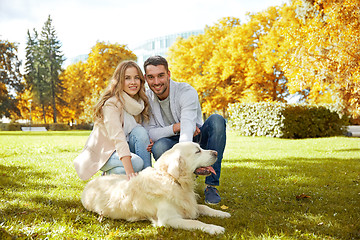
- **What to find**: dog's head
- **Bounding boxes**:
[154,142,217,181]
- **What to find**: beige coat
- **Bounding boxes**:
[74,95,143,180]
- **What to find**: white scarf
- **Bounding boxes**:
[121,92,144,139]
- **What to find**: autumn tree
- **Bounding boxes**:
[206,7,289,110]
[168,17,241,115]
[281,0,360,118]
[58,61,88,124]
[168,13,289,115]
[60,42,136,123]
[0,40,24,118]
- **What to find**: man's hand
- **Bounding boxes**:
[194,126,201,137]
[173,122,180,134]
[173,122,200,137]
[147,139,154,153]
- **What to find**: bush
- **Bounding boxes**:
[0,123,22,131]
[49,123,71,131]
[71,123,93,130]
[228,102,348,138]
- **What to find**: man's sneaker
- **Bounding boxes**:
[204,186,221,204]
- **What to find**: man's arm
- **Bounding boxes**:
[146,112,177,142]
[178,87,201,142]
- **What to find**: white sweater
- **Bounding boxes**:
[146,79,203,142]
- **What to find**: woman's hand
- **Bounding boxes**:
[121,156,137,180]
[127,172,138,180]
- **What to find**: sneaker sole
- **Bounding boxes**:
[205,200,220,205]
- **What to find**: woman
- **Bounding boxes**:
[74,60,151,181]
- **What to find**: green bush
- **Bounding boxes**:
[0,123,22,131]
[228,102,348,138]
[49,123,71,131]
[71,123,93,130]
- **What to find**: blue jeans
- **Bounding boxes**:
[152,114,226,186]
[101,126,151,174]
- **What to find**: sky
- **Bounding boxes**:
[0,0,287,67]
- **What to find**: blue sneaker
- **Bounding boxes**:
[204,186,221,204]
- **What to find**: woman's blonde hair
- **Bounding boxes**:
[93,60,149,122]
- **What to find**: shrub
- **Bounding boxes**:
[49,123,71,131]
[228,102,348,138]
[72,123,93,130]
[0,123,22,131]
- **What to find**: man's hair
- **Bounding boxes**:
[144,55,169,73]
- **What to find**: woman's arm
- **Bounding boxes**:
[121,155,137,179]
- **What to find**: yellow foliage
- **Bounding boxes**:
[60,42,136,123]
[281,0,360,117]
[168,10,289,115]
[169,0,359,118]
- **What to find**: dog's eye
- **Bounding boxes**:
[195,149,201,154]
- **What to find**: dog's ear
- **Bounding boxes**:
[167,151,182,180]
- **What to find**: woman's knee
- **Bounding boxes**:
[131,154,144,172]
[130,126,150,143]
[105,166,125,175]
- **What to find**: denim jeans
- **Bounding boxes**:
[151,114,226,186]
[101,126,151,175]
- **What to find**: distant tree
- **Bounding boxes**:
[24,29,48,122]
[24,15,65,123]
[40,15,65,123]
[59,61,88,124]
[0,40,24,118]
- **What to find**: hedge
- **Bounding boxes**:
[227,102,349,138]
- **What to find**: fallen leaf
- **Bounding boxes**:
[221,205,229,210]
[296,194,311,200]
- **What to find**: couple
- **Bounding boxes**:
[74,56,226,205]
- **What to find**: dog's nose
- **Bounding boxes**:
[212,151,218,157]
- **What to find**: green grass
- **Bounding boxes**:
[0,131,359,239]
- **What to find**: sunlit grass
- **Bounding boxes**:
[0,131,359,239]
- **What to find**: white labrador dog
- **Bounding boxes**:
[81,142,231,235]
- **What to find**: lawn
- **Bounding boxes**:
[0,131,359,239]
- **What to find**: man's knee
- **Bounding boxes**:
[152,140,172,160]
[208,114,226,133]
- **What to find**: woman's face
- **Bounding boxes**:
[123,67,141,97]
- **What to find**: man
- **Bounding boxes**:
[144,55,226,204]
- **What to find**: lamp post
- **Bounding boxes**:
[29,100,32,131]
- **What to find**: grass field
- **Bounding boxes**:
[0,131,359,239]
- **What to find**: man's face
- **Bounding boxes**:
[145,65,170,100]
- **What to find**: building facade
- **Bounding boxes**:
[133,29,204,69]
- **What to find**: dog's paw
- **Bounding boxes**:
[203,224,225,235]
[217,211,231,218]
